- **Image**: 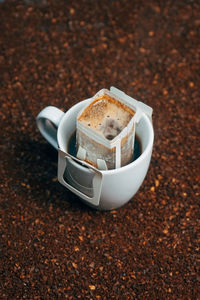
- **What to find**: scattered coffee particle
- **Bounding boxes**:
[149,31,154,36]
[189,81,194,87]
[89,285,96,290]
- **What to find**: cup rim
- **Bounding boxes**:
[58,100,154,174]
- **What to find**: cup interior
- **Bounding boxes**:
[58,100,153,173]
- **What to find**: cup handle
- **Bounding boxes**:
[36,106,65,149]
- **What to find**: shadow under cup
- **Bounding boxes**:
[57,100,153,204]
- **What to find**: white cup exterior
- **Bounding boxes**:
[37,99,154,210]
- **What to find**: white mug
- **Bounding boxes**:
[36,88,154,210]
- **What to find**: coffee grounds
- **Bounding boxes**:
[99,117,122,140]
[0,0,199,299]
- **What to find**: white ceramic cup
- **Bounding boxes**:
[36,99,154,210]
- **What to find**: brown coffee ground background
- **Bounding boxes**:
[0,0,199,299]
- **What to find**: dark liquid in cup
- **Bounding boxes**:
[68,131,141,167]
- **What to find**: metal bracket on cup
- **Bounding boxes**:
[58,149,103,207]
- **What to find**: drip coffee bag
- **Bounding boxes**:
[76,87,150,170]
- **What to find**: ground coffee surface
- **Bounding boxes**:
[0,0,199,299]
